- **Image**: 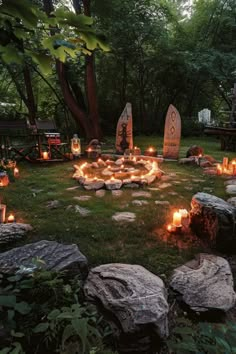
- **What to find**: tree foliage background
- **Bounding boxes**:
[0,0,236,138]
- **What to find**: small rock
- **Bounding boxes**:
[0,223,33,245]
[227,197,236,207]
[74,205,91,216]
[84,179,105,191]
[95,190,106,197]
[159,183,172,189]
[91,162,99,168]
[46,200,61,209]
[225,179,236,186]
[123,183,140,189]
[112,212,136,222]
[102,169,113,176]
[226,185,236,195]
[132,200,149,206]
[105,178,122,190]
[155,201,170,206]
[73,195,92,201]
[66,186,80,191]
[112,190,123,197]
[179,157,196,164]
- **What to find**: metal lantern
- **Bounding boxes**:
[71,134,81,157]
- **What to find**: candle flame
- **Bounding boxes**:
[167,224,172,232]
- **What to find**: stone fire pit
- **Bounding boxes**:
[72,156,163,190]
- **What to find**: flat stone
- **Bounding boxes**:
[123,183,140,189]
[74,205,91,216]
[0,240,88,277]
[190,192,236,249]
[168,191,178,195]
[66,186,80,191]
[112,190,123,197]
[179,157,196,164]
[158,183,172,189]
[192,179,205,183]
[105,178,122,190]
[112,212,136,222]
[95,189,106,197]
[170,254,236,312]
[102,169,113,176]
[155,201,170,206]
[226,185,236,195]
[73,195,92,201]
[227,197,236,207]
[225,179,236,186]
[46,200,61,209]
[0,223,32,245]
[148,187,160,191]
[132,200,149,206]
[203,168,217,175]
[84,263,169,350]
[84,179,105,191]
[132,191,152,198]
[115,158,124,166]
[184,186,193,191]
[160,175,172,182]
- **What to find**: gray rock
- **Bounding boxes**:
[0,223,32,245]
[132,200,149,206]
[179,157,196,164]
[84,179,105,191]
[123,183,140,189]
[84,263,169,350]
[112,212,136,222]
[105,178,122,190]
[155,200,170,206]
[225,179,236,186]
[0,240,88,276]
[46,200,61,209]
[227,197,236,207]
[158,183,172,189]
[74,205,91,216]
[190,192,236,249]
[170,254,236,312]
[226,185,236,195]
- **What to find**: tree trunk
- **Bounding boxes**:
[82,0,102,139]
[23,66,37,125]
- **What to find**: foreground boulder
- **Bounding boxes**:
[84,263,169,353]
[0,223,32,245]
[0,240,88,277]
[170,254,236,312]
[190,192,236,249]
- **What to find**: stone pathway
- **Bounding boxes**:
[112,212,136,222]
[132,191,152,198]
[132,200,149,206]
[73,195,92,201]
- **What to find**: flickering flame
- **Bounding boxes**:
[121,164,124,169]
[149,147,154,152]
[88,147,92,152]
[131,175,135,180]
[198,154,202,158]
[81,162,87,169]
[173,211,182,227]
[167,224,172,232]
[108,165,111,169]
[232,160,236,165]
[111,176,115,181]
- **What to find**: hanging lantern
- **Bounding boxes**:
[71,134,81,157]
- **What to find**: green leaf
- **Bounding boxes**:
[57,312,73,319]
[0,348,11,354]
[14,301,31,315]
[8,309,15,321]
[47,309,61,320]
[1,0,39,28]
[10,330,25,338]
[173,327,194,335]
[72,318,89,353]
[0,45,23,65]
[30,52,52,75]
[9,342,24,354]
[0,295,16,307]
[33,322,49,333]
[61,324,75,349]
[215,337,231,352]
[54,9,93,27]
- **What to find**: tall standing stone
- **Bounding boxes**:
[116,102,133,153]
[163,104,181,159]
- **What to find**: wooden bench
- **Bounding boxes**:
[204,126,236,151]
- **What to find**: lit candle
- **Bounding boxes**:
[167,224,176,233]
[7,213,15,223]
[42,151,49,160]
[173,211,182,227]
[216,164,222,175]
[232,161,236,176]
[223,157,228,169]
[14,167,19,178]
[0,203,6,223]
[0,181,3,187]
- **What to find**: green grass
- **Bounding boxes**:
[0,136,234,278]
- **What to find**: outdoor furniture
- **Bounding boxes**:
[204,126,236,151]
[0,119,69,162]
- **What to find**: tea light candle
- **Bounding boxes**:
[42,151,49,160]
[216,164,222,175]
[223,157,228,169]
[144,147,157,157]
[133,146,141,156]
[7,213,15,223]
[232,161,236,176]
[14,167,19,178]
[173,211,182,227]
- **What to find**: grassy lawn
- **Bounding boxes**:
[1,135,235,278]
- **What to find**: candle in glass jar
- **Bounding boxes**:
[173,212,182,227]
[14,167,19,178]
[42,151,49,160]
[7,214,15,223]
